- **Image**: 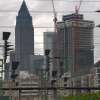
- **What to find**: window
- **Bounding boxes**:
[97,80,100,84]
[97,74,100,79]
[64,77,68,82]
[64,84,67,87]
[97,69,100,73]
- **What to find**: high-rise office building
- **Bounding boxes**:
[44,32,54,54]
[44,32,54,78]
[15,0,34,71]
[53,13,94,77]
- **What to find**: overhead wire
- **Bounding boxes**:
[0,1,99,58]
[0,25,100,29]
[0,0,98,13]
[6,42,100,45]
[0,26,54,28]
[0,1,99,41]
[0,10,97,13]
[20,0,100,2]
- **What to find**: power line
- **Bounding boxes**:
[25,0,100,2]
[0,25,54,28]
[0,25,100,29]
[10,42,100,46]
[1,86,100,90]
[0,10,97,13]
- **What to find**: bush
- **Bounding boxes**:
[59,92,100,100]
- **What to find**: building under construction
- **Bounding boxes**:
[52,13,94,78]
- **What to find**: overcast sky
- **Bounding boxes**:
[0,0,100,62]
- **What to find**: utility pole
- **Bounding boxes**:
[45,49,58,100]
[44,49,50,100]
[3,32,13,80]
[51,78,57,100]
[11,61,19,100]
[3,32,12,99]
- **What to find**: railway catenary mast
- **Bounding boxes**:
[51,0,58,77]
[51,1,58,100]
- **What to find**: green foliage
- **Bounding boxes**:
[59,92,100,100]
[0,96,10,100]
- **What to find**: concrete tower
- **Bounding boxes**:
[15,0,34,71]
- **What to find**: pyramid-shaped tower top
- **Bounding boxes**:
[18,0,30,17]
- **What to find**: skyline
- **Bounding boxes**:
[0,0,100,62]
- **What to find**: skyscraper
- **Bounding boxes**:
[15,0,34,71]
[53,13,94,77]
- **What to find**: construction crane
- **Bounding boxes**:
[75,0,83,14]
[51,0,57,32]
[74,0,83,72]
